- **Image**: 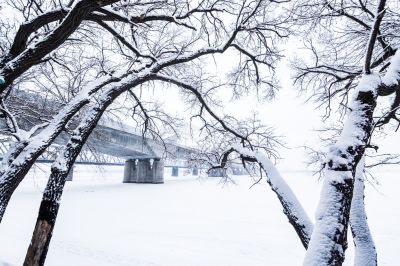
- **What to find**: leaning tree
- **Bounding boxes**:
[202,0,400,265]
[0,1,291,265]
[291,1,400,264]
[2,0,399,265]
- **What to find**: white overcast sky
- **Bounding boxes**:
[125,39,325,171]
[126,37,400,172]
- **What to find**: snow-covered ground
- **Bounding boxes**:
[0,165,398,265]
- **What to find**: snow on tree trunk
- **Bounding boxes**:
[0,45,214,221]
[0,96,90,222]
[231,144,314,248]
[350,157,377,266]
[0,67,145,222]
[24,88,119,266]
[23,71,157,264]
[0,74,118,222]
[303,74,380,266]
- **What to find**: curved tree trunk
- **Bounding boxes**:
[350,158,377,266]
[0,74,120,222]
[0,96,90,221]
[233,86,377,262]
[233,146,378,264]
[24,94,116,266]
[23,74,154,265]
[0,40,229,222]
[260,159,314,248]
[0,28,245,222]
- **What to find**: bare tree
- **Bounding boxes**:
[0,1,292,265]
[286,0,398,264]
[0,0,288,224]
[198,0,400,265]
[0,0,121,93]
[3,1,398,265]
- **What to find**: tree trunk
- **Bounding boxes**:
[350,157,377,266]
[230,145,314,248]
[24,119,104,265]
[23,78,150,265]
[0,73,120,222]
[23,184,62,266]
[304,76,378,265]
[0,96,89,222]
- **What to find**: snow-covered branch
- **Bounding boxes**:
[0,0,120,93]
[216,144,313,248]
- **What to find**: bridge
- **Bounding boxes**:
[0,90,246,182]
[0,118,201,183]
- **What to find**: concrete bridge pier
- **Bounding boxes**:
[123,158,164,183]
[171,166,179,176]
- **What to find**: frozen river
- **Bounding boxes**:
[0,165,398,265]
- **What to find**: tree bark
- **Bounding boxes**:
[23,195,60,266]
[24,102,114,265]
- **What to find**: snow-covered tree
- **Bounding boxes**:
[292,0,399,264]
[204,0,400,265]
[0,1,288,265]
[1,0,399,265]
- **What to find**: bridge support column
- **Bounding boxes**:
[123,158,164,183]
[171,166,179,177]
